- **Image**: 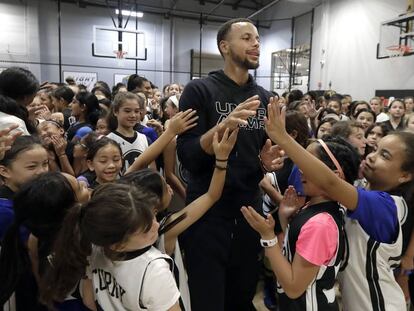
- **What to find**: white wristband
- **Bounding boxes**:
[260,236,278,248]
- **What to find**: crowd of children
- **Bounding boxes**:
[0,64,414,311]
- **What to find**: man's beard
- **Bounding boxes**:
[229,48,260,70]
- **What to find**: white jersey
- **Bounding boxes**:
[3,294,15,311]
[175,150,189,187]
[141,115,149,126]
[277,202,345,311]
[340,114,350,121]
[262,172,279,215]
[376,112,390,123]
[89,246,180,311]
[157,234,191,311]
[0,111,29,135]
[107,131,148,173]
[339,195,407,311]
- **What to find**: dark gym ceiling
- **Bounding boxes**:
[53,0,320,23]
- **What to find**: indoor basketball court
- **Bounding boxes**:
[0,1,413,311]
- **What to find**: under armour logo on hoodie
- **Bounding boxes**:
[215,101,266,130]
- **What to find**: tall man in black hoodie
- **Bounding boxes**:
[177,18,282,311]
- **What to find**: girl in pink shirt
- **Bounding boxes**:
[243,133,360,310]
[244,102,414,311]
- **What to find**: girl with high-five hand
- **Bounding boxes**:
[242,100,414,311]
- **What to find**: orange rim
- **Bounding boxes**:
[113,50,128,59]
[386,45,412,54]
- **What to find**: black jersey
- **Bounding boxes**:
[278,201,345,311]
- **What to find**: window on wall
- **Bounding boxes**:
[0,2,27,55]
[271,10,313,94]
[190,49,224,80]
[271,44,310,94]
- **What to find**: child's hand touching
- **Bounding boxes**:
[0,124,22,160]
[212,128,239,161]
[304,100,322,120]
[265,97,288,143]
[36,105,51,120]
[259,139,285,172]
[166,109,198,135]
[279,186,302,221]
[28,104,47,122]
[241,206,276,240]
[51,135,67,157]
[149,99,160,112]
[146,119,164,137]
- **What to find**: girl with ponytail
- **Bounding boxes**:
[0,136,48,241]
[0,172,91,310]
[40,182,182,311]
[66,92,101,142]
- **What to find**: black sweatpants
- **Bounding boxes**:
[182,215,261,311]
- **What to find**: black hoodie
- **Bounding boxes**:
[177,70,272,218]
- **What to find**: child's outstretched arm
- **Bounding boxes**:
[264,100,358,211]
[163,138,186,199]
[163,128,238,250]
[400,228,414,275]
[241,206,320,299]
[126,109,198,174]
[81,278,97,311]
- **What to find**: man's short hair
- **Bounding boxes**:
[217,18,253,56]
[0,67,39,99]
[127,74,148,92]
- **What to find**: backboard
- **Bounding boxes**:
[377,12,414,59]
[271,44,310,93]
[91,25,147,60]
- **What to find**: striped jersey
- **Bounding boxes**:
[339,195,407,311]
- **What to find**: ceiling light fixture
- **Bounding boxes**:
[115,9,144,18]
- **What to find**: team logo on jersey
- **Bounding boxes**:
[215,101,266,130]
[93,268,126,301]
[124,149,143,167]
[178,162,189,185]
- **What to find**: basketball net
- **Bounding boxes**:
[385,45,412,58]
[114,50,127,67]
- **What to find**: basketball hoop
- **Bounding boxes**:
[113,50,128,67]
[385,45,413,58]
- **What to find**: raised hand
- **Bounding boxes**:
[167,109,198,135]
[146,119,164,137]
[241,205,276,240]
[279,186,302,221]
[212,128,238,160]
[150,99,160,112]
[35,105,51,120]
[28,104,48,122]
[0,124,22,160]
[304,100,322,120]
[221,95,261,130]
[265,97,288,144]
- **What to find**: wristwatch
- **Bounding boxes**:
[260,236,278,247]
